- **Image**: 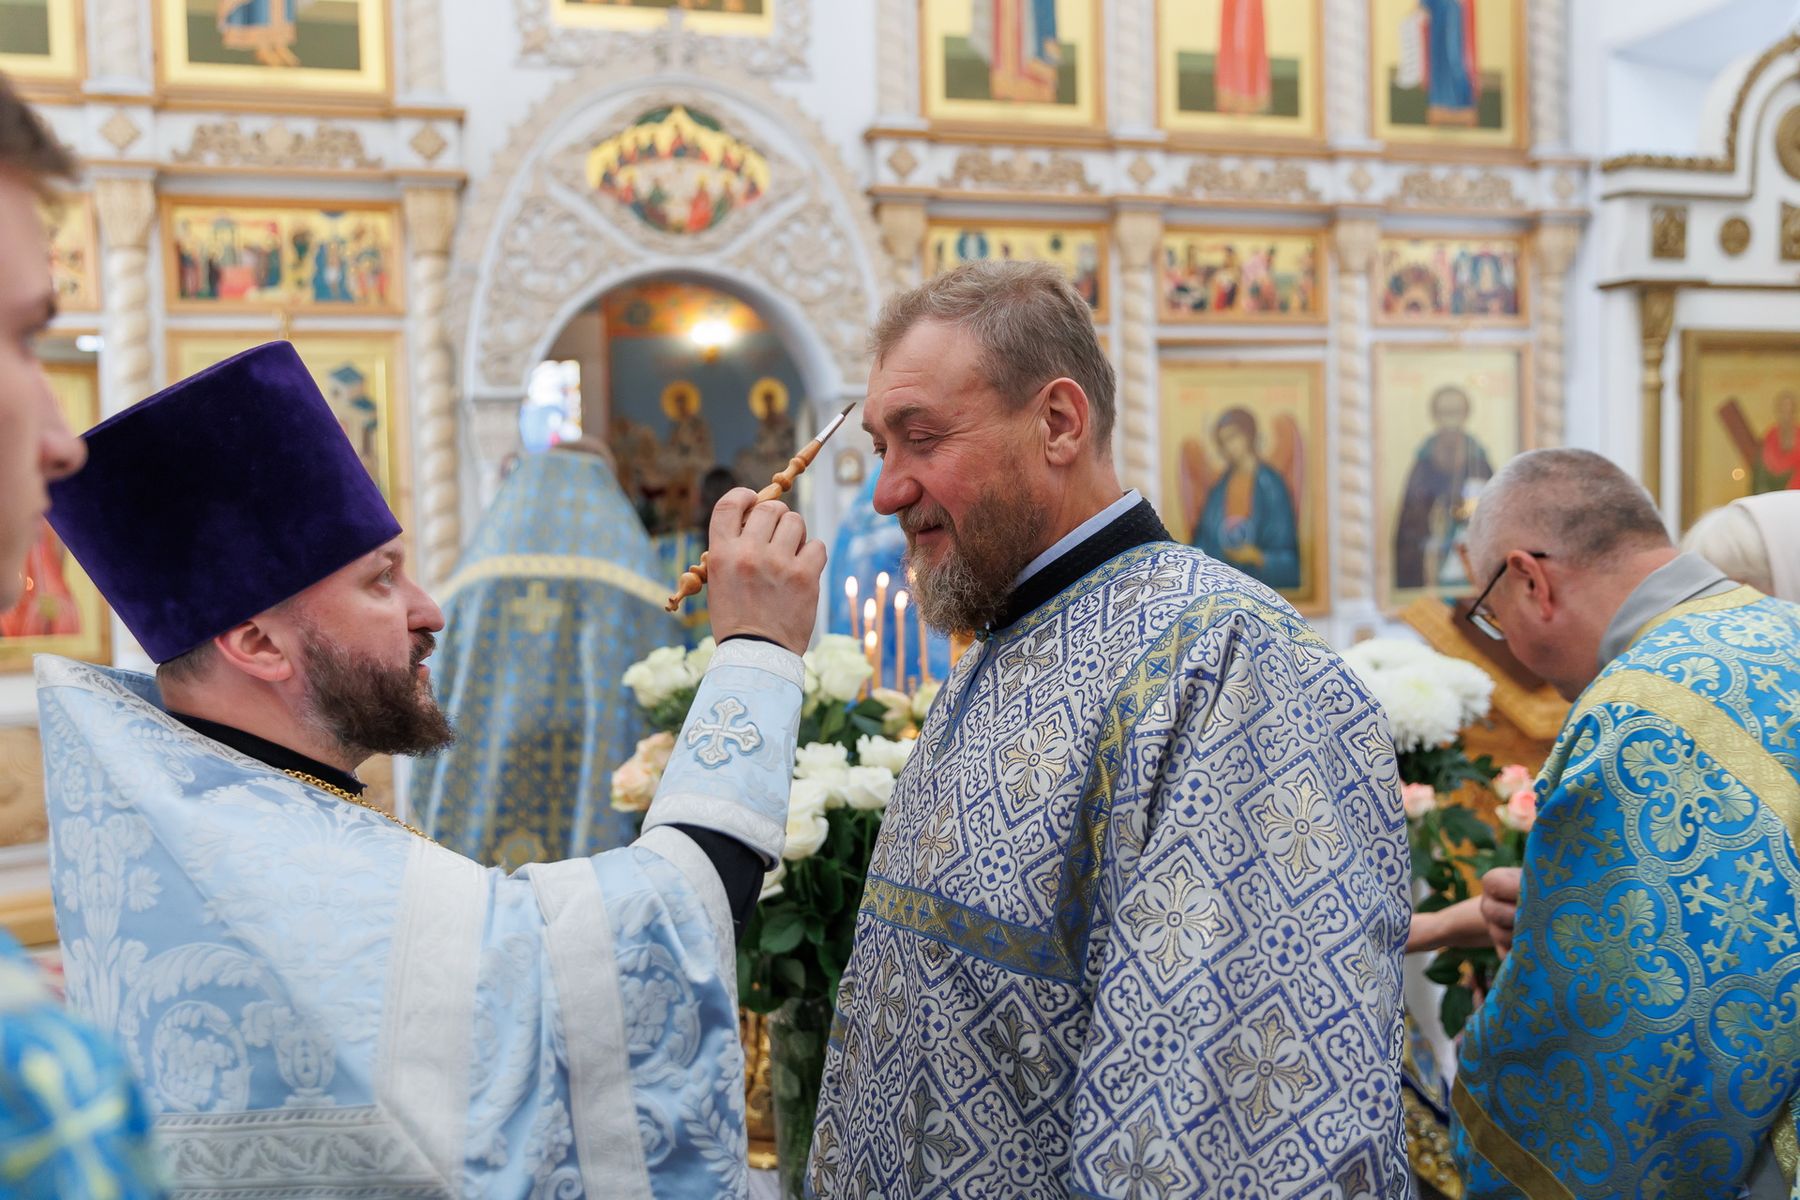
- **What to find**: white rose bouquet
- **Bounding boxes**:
[616,635,932,1014]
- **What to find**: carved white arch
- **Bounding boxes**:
[450,63,892,516]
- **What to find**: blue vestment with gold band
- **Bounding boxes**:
[812,543,1412,1198]
[417,449,681,868]
[1453,587,1800,1199]
[0,933,162,1197]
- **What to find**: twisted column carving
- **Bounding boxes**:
[1529,0,1567,151]
[403,0,445,95]
[1639,286,1677,505]
[1325,0,1371,144]
[1333,219,1380,603]
[1532,223,1582,448]
[1112,210,1163,501]
[876,0,918,118]
[1110,0,1154,133]
[404,187,463,588]
[94,177,156,414]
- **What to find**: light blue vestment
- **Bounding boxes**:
[1453,588,1800,1199]
[812,544,1412,1198]
[38,639,804,1199]
[417,450,680,866]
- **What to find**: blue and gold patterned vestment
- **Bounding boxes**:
[812,542,1412,1198]
[39,639,805,1198]
[0,932,162,1198]
[1453,587,1800,1199]
[417,449,680,867]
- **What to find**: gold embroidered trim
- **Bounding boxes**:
[440,555,670,610]
[1774,1099,1799,1190]
[1627,584,1763,651]
[1451,1076,1573,1200]
[1579,670,1800,845]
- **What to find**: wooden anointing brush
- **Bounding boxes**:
[666,401,858,613]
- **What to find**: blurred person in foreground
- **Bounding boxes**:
[1682,490,1800,603]
[39,340,825,1197]
[1451,448,1800,1199]
[0,70,162,1200]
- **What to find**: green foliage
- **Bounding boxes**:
[1402,739,1527,1039]
[644,686,699,736]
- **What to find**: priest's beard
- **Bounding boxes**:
[297,627,456,760]
[901,482,1048,634]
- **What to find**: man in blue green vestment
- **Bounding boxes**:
[417,440,679,866]
[1453,447,1800,1198]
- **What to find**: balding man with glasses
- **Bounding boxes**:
[1448,447,1800,1200]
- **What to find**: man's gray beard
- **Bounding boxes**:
[903,486,1046,635]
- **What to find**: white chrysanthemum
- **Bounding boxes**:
[1342,637,1495,752]
[782,779,832,861]
[842,765,896,811]
[804,634,874,706]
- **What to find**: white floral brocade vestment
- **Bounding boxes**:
[811,544,1413,1199]
[38,641,808,1200]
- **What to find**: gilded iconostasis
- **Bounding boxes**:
[0,0,1798,861]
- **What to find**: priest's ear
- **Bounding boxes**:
[1038,376,1091,467]
[210,613,302,684]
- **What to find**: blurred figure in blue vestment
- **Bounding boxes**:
[417,439,681,867]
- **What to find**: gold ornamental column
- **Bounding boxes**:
[1531,223,1582,447]
[403,184,464,589]
[1638,286,1677,505]
[93,175,156,414]
[1112,208,1164,501]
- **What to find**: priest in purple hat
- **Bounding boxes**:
[38,341,825,1197]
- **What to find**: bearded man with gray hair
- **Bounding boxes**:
[810,260,1411,1198]
[1451,448,1800,1199]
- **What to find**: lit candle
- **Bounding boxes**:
[917,601,931,686]
[863,598,880,690]
[845,577,860,639]
[893,589,909,694]
[874,572,890,691]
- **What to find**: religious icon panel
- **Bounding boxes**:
[1680,331,1800,528]
[584,105,772,238]
[163,198,402,315]
[1157,0,1322,142]
[44,193,98,314]
[0,0,82,89]
[168,332,406,514]
[1161,229,1325,322]
[1376,235,1526,325]
[0,359,109,673]
[1369,0,1525,150]
[926,222,1107,320]
[1159,359,1328,614]
[921,0,1102,129]
[552,0,776,35]
[1375,343,1527,611]
[157,0,389,103]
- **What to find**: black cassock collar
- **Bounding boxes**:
[171,711,367,797]
[986,497,1172,635]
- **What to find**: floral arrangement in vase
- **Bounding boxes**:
[1341,637,1536,1036]
[612,630,940,1195]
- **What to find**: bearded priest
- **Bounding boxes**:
[810,262,1411,1198]
[38,342,824,1198]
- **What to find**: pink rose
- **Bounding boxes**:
[1401,783,1438,820]
[1492,763,1535,799]
[1498,787,1538,833]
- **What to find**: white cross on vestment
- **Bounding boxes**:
[686,698,763,767]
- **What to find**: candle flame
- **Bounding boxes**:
[863,631,877,650]
[876,571,890,588]
[845,577,858,599]
[862,598,877,622]
[894,589,909,611]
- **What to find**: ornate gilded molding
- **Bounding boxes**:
[171,120,382,171]
[1324,0,1370,144]
[1719,216,1752,256]
[1783,204,1800,261]
[1178,159,1322,204]
[402,0,445,94]
[99,111,142,154]
[1600,34,1800,172]
[1333,218,1380,605]
[1533,222,1583,448]
[1650,204,1687,260]
[94,176,156,421]
[1777,106,1800,182]
[0,727,47,849]
[1393,168,1521,210]
[941,149,1098,194]
[1529,0,1568,150]
[404,185,463,586]
[875,201,928,290]
[1112,210,1162,502]
[875,0,917,118]
[513,0,811,78]
[1640,286,1678,504]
